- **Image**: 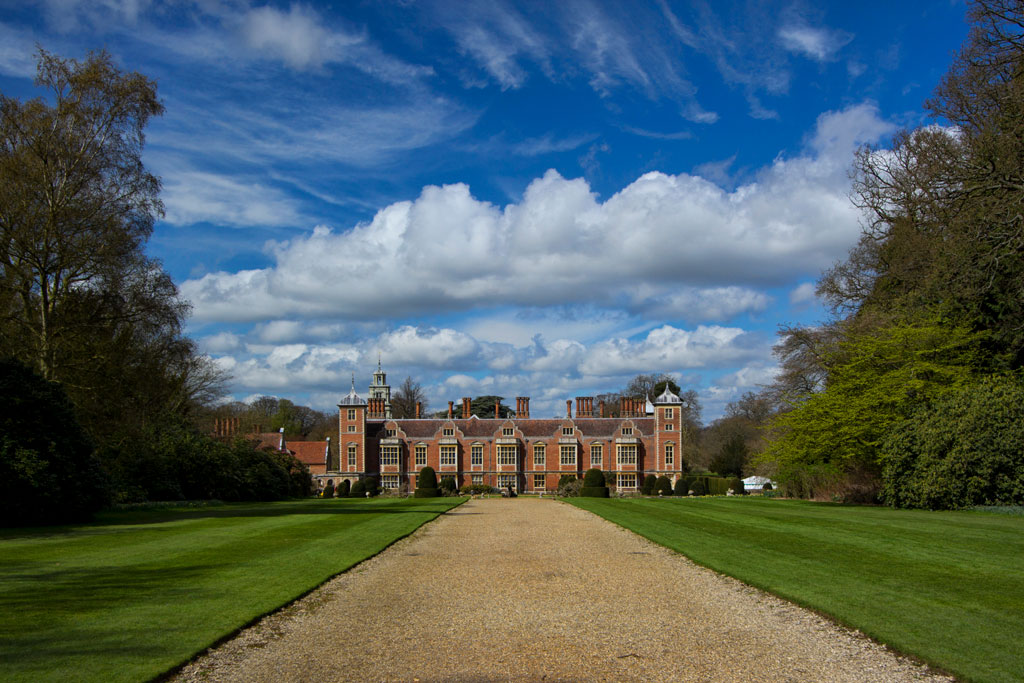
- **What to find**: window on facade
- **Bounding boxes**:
[560,444,577,466]
[347,425,356,433]
[347,409,356,420]
[347,444,357,468]
[622,427,633,436]
[415,445,427,467]
[498,474,517,491]
[617,473,637,489]
[497,445,517,466]
[472,473,484,485]
[533,444,545,466]
[665,423,674,430]
[665,444,674,466]
[381,445,399,466]
[440,445,457,466]
[502,427,513,436]
[617,444,637,465]
[562,426,573,436]
[442,427,454,436]
[533,474,545,490]
[381,475,400,490]
[471,443,483,466]
[664,408,674,419]
[590,444,603,467]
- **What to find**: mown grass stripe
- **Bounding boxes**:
[0,497,465,683]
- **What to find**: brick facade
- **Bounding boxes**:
[333,370,688,492]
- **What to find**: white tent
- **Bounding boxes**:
[742,475,775,492]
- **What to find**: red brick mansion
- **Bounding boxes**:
[333,363,688,493]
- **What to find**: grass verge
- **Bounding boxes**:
[568,496,1023,683]
[0,496,465,682]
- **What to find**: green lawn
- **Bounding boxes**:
[0,496,465,682]
[568,497,1023,683]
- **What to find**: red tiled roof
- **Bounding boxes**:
[251,432,285,451]
[288,441,329,466]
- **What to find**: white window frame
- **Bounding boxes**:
[440,445,457,466]
[533,473,545,490]
[622,426,633,436]
[415,444,427,467]
[442,427,454,436]
[498,474,517,491]
[347,425,356,433]
[381,445,399,466]
[472,473,484,485]
[617,472,637,489]
[381,475,400,490]
[560,444,577,467]
[347,409,356,420]
[562,426,573,436]
[502,427,514,436]
[347,444,357,468]
[665,443,674,466]
[617,443,637,466]
[664,408,674,419]
[497,445,517,466]
[590,444,603,467]
[471,443,483,466]
[533,443,545,466]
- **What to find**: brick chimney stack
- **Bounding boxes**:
[599,400,605,418]
[447,401,454,419]
[494,398,501,419]
[415,401,421,419]
[566,399,572,419]
[517,396,530,419]
[462,397,471,419]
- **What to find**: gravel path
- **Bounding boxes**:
[172,498,952,682]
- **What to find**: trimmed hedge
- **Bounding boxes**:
[641,474,657,495]
[655,475,672,496]
[415,466,439,498]
[337,479,350,497]
[581,468,609,497]
[583,468,605,487]
[673,477,688,496]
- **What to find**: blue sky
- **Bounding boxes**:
[0,0,970,419]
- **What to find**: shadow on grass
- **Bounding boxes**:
[0,562,223,615]
[0,498,464,539]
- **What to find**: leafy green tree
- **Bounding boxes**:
[0,48,164,381]
[0,358,105,525]
[762,323,983,498]
[882,374,1024,509]
[710,433,748,478]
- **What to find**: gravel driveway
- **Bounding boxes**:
[172,497,952,682]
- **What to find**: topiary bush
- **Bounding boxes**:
[350,479,366,497]
[581,468,610,497]
[364,475,379,497]
[655,475,672,496]
[690,479,706,496]
[415,466,440,498]
[558,474,578,489]
[418,466,438,489]
[641,474,657,495]
[337,479,350,497]
[729,477,744,495]
[583,468,605,487]
[322,483,335,498]
[673,477,688,496]
[440,476,458,495]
